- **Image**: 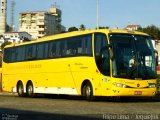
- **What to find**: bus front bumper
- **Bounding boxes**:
[102,87,157,97]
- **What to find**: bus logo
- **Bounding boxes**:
[137,84,140,87]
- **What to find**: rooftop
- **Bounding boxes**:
[20,11,47,14]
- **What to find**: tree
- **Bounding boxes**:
[137,25,160,40]
[6,24,12,32]
[23,37,30,42]
[68,27,78,32]
[79,24,86,31]
[0,35,3,38]
[96,26,109,29]
[1,41,12,51]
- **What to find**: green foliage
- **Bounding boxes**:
[1,41,12,51]
[79,24,86,31]
[6,24,12,32]
[68,27,78,32]
[137,25,160,40]
[97,26,109,29]
[23,37,30,42]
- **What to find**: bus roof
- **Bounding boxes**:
[4,29,149,48]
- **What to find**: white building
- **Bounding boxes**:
[0,32,32,51]
[3,32,32,43]
[0,35,4,50]
[125,24,141,31]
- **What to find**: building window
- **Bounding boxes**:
[2,2,4,6]
[39,14,44,17]
[22,14,26,18]
[39,31,45,34]
[39,25,45,28]
[31,20,36,23]
[39,20,44,23]
[31,14,36,18]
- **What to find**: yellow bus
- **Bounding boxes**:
[2,29,157,100]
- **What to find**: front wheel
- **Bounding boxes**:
[26,82,35,97]
[85,82,94,101]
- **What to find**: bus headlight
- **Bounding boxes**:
[148,83,156,88]
[113,83,127,88]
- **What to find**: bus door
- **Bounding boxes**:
[94,33,111,93]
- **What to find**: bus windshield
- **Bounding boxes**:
[110,34,156,80]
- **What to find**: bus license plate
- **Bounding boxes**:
[134,91,142,95]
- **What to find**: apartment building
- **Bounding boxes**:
[19,6,65,40]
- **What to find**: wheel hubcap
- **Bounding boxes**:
[28,85,33,95]
[18,86,23,94]
[86,86,91,97]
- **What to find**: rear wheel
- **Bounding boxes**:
[26,82,35,97]
[84,82,94,101]
[17,82,25,97]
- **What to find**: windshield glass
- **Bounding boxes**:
[110,33,156,80]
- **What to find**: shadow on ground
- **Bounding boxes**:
[0,108,103,120]
[34,93,160,103]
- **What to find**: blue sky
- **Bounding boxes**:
[7,0,160,30]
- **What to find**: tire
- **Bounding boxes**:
[26,82,35,97]
[17,82,25,97]
[84,82,94,101]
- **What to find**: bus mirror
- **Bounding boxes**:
[100,45,114,60]
[155,50,158,66]
[156,55,158,66]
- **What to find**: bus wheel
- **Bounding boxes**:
[85,82,94,101]
[17,82,25,97]
[26,82,35,97]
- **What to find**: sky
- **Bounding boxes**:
[6,0,160,30]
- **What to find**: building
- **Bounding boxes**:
[2,32,32,43]
[19,6,65,40]
[125,24,141,31]
[0,0,7,35]
[0,35,4,50]
[0,32,32,51]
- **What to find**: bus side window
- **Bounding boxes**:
[44,42,49,59]
[26,44,37,60]
[17,46,25,62]
[59,40,66,57]
[4,48,11,63]
[49,41,56,58]
[10,48,16,62]
[37,43,44,59]
[82,35,92,56]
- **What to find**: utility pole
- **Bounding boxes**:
[11,0,15,31]
[96,0,99,29]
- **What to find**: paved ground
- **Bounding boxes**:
[0,94,160,120]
